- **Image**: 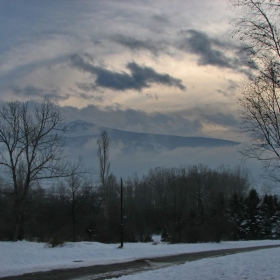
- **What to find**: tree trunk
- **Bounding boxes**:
[13,198,25,241]
[13,214,24,241]
[72,202,77,242]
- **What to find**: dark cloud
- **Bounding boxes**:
[126,62,185,90]
[177,29,254,78]
[112,34,167,55]
[178,29,235,68]
[76,82,98,92]
[152,14,170,24]
[83,52,94,62]
[145,93,158,100]
[70,54,186,91]
[11,85,70,101]
[78,93,104,102]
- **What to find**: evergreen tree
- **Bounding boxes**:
[240,189,261,240]
[228,193,245,240]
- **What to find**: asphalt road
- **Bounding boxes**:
[1,244,280,280]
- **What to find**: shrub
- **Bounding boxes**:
[45,236,66,248]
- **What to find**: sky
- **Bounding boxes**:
[0,0,250,142]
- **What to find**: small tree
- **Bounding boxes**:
[59,172,87,242]
[97,131,111,224]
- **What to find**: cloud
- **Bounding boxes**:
[76,82,99,92]
[11,85,70,101]
[78,92,104,102]
[217,79,239,97]
[70,54,186,91]
[112,34,167,55]
[178,104,241,139]
[152,14,170,24]
[178,29,236,68]
[177,29,254,78]
[201,112,239,127]
[227,79,238,92]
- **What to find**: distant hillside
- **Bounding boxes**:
[64,120,240,152]
[60,120,263,181]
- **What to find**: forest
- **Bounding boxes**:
[1,164,280,244]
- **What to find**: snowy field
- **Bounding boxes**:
[1,239,280,278]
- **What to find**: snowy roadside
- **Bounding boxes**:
[1,239,280,278]
[110,247,280,280]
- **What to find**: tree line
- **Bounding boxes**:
[1,162,280,243]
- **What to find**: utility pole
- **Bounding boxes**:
[120,178,124,248]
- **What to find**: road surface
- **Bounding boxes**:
[1,244,280,280]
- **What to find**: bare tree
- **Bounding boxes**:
[239,69,280,179]
[0,98,70,241]
[97,131,111,224]
[230,0,280,179]
[230,0,280,78]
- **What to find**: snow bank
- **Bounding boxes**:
[1,240,280,277]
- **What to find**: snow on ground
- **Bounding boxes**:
[113,247,280,280]
[1,239,280,278]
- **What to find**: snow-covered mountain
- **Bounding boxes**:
[64,120,240,152]
[63,120,248,178]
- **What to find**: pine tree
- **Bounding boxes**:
[241,189,261,240]
[228,193,245,240]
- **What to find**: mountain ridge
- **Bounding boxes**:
[64,120,240,151]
